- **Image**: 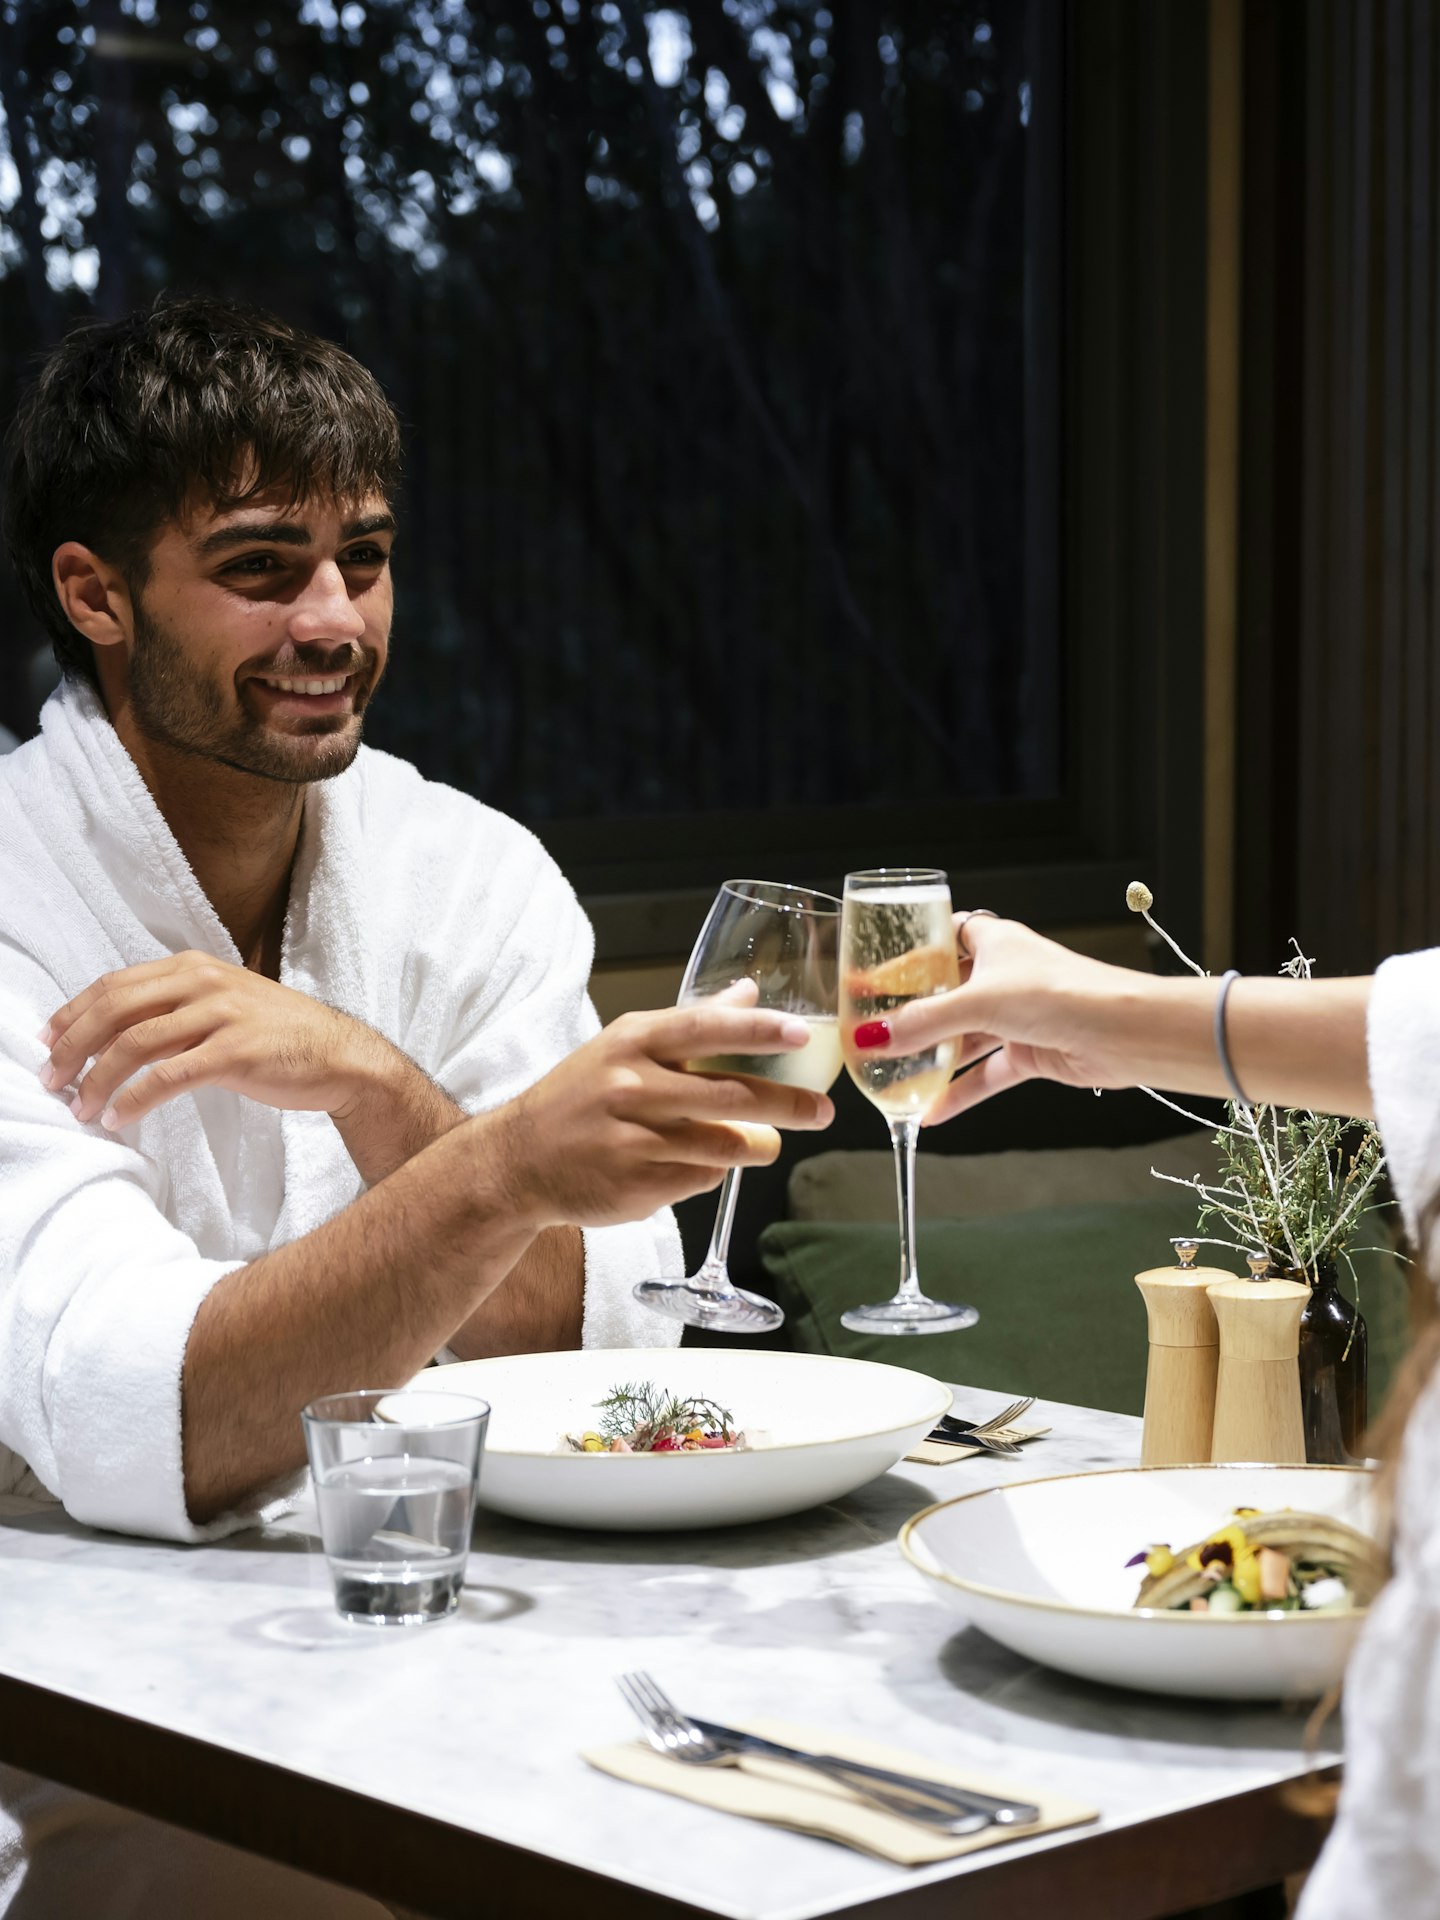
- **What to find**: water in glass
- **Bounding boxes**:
[314,1454,475,1625]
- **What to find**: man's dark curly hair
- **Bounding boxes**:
[1,294,403,690]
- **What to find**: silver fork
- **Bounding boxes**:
[959,1395,1035,1433]
[928,1395,1036,1453]
[616,1672,1032,1833]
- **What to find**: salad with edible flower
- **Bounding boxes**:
[1127,1507,1384,1615]
[561,1381,751,1454]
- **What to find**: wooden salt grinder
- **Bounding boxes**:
[1134,1238,1227,1465]
[1207,1253,1308,1463]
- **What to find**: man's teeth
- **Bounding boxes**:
[258,675,349,694]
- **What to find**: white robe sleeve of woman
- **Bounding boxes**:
[1298,949,1440,1920]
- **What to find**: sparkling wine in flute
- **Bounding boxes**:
[688,1013,844,1097]
[841,887,959,1117]
[837,868,976,1337]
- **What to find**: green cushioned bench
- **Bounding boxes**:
[755,1196,1412,1422]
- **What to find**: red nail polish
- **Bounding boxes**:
[853,1019,891,1050]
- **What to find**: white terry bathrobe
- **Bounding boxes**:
[1298,949,1440,1919]
[0,678,682,1913]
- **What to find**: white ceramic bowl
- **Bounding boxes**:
[407,1347,949,1531]
[900,1463,1380,1700]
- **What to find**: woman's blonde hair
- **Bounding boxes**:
[1286,1210,1440,1820]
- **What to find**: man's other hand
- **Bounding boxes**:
[38,952,413,1135]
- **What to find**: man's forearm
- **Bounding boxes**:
[327,1042,467,1185]
[447,1225,586,1359]
[181,1109,538,1524]
[181,994,839,1524]
[329,1049,586,1351]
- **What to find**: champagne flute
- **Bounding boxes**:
[634,879,842,1334]
[839,868,978,1335]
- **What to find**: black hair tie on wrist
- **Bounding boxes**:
[1213,969,1253,1111]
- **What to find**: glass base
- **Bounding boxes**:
[839,1297,979,1337]
[332,1567,464,1626]
[634,1277,785,1335]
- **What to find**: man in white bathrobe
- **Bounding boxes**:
[0,296,831,1914]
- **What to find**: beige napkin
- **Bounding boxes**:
[905,1424,1051,1466]
[583,1716,1095,1865]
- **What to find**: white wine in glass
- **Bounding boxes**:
[633,879,841,1334]
[687,1014,845,1093]
[839,869,978,1336]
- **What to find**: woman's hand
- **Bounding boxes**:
[859,914,1143,1125]
[863,913,1375,1126]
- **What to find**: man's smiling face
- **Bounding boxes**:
[122,486,396,785]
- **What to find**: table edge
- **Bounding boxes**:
[0,1669,1337,1920]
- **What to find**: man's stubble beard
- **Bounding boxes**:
[127,594,378,786]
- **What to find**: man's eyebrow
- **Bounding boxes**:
[195,521,314,556]
[194,512,396,557]
[342,512,397,540]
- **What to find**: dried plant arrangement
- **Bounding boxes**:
[1123,883,1396,1291]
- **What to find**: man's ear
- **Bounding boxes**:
[52,543,133,651]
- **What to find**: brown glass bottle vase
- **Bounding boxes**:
[1295,1259,1368,1464]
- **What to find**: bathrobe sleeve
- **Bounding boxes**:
[1294,949,1440,1919]
[0,944,297,1541]
[1367,949,1440,1249]
[416,807,684,1350]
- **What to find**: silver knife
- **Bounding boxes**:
[689,1718,1042,1826]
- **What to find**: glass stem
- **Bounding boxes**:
[692,1168,743,1294]
[889,1116,924,1303]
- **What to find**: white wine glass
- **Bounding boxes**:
[633,878,842,1334]
[839,868,978,1336]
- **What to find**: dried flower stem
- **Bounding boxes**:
[1140,909,1206,978]
[1139,1086,1250,1140]
[1127,883,1394,1277]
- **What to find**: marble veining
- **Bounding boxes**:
[0,1388,1339,1920]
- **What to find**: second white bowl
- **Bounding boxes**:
[901,1463,1380,1699]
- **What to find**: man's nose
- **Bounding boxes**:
[288,560,367,645]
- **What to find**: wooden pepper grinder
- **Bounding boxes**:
[1207,1252,1308,1463]
[1134,1238,1228,1465]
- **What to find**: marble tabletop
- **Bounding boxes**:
[0,1384,1339,1920]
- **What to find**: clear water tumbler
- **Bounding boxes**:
[302,1388,488,1626]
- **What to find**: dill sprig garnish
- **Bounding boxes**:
[595,1381,736,1448]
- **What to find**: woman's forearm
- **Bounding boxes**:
[1092,971,1374,1119]
[876,919,1376,1127]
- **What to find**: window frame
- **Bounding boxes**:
[542,0,1213,967]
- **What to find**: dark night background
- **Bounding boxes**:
[0,0,1057,843]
